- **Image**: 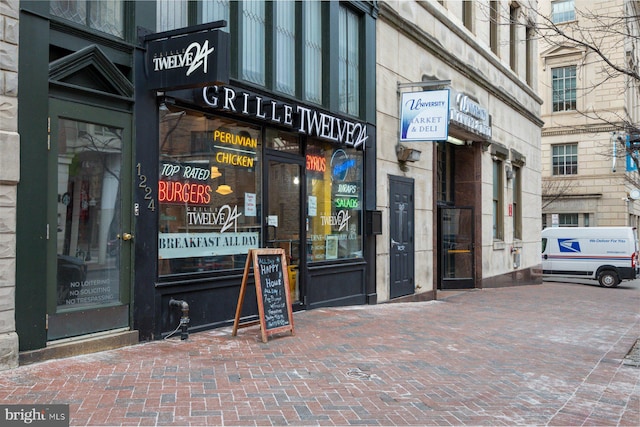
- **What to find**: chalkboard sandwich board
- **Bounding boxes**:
[232,248,295,343]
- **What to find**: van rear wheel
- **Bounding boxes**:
[598,270,619,288]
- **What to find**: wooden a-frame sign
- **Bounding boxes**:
[232,248,295,343]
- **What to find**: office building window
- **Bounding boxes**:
[157,0,229,33]
[156,0,187,32]
[154,1,366,115]
[304,1,323,104]
[552,66,577,111]
[559,213,579,226]
[526,26,534,86]
[51,0,124,38]
[241,1,266,85]
[201,0,230,25]
[338,6,360,116]
[513,166,522,239]
[490,1,499,55]
[552,143,578,175]
[509,3,519,72]
[493,159,504,240]
[552,0,575,24]
[275,2,296,96]
[463,0,473,32]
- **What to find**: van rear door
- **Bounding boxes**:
[542,236,552,273]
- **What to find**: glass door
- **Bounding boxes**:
[439,207,475,289]
[48,99,133,340]
[265,158,303,303]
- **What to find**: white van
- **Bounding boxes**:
[541,227,639,287]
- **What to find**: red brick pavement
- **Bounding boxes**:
[0,282,638,426]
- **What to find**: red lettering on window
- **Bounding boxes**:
[306,154,326,172]
[158,180,212,206]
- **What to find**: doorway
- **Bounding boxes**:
[389,176,415,298]
[265,157,304,304]
[438,207,475,289]
[47,99,133,340]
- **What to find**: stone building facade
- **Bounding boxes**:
[0,0,18,371]
[539,0,640,229]
[375,0,543,300]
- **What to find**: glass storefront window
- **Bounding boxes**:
[56,119,122,308]
[265,128,301,154]
[158,106,261,275]
[306,141,363,261]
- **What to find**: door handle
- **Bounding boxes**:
[117,233,134,241]
[391,239,399,247]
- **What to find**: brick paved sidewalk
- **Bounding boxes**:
[0,282,638,426]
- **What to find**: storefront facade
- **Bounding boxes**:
[137,81,377,339]
[14,1,378,359]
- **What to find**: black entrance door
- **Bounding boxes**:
[439,207,475,289]
[389,176,414,298]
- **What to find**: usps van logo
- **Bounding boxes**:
[558,238,581,253]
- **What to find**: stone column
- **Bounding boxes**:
[0,0,19,371]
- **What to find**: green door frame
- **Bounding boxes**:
[47,98,134,340]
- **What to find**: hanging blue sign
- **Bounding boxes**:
[626,135,638,172]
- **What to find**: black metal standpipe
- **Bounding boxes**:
[169,299,190,340]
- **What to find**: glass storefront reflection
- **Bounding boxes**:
[157,107,262,276]
[57,119,122,308]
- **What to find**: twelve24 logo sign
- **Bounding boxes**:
[558,238,581,253]
[2,405,68,426]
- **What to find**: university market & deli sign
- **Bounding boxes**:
[399,88,492,142]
